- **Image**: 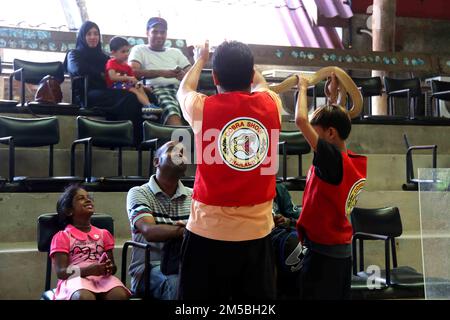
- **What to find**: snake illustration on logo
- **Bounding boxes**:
[233,132,258,157]
[219,117,269,171]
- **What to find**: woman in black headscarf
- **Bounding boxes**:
[65,21,146,145]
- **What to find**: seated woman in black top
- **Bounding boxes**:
[65,21,154,145]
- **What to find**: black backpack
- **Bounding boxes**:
[271,226,308,273]
[271,226,307,299]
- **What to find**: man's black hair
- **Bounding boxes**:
[212,41,254,92]
[109,36,130,52]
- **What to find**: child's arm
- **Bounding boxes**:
[52,252,110,279]
[295,76,319,151]
[108,69,137,84]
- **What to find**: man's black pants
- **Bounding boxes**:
[178,230,276,300]
[300,249,352,300]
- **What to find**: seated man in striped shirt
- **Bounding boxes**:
[126,141,192,300]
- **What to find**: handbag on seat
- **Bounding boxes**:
[34,75,63,104]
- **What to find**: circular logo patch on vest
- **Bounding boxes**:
[345,178,366,215]
[219,117,269,171]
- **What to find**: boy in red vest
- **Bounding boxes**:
[176,41,282,300]
[294,75,367,299]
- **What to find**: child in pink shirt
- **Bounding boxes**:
[50,184,130,300]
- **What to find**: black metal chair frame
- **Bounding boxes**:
[70,116,140,183]
[278,140,305,182]
[402,134,437,191]
[138,138,158,177]
[0,134,17,182]
[352,231,396,286]
[0,134,56,182]
[0,57,19,108]
[307,80,326,111]
[351,207,402,287]
[70,75,89,108]
[197,68,218,96]
[120,241,152,299]
[350,206,431,300]
[277,131,311,183]
[9,59,65,107]
[0,116,82,185]
[430,80,450,118]
[351,76,383,118]
[138,121,194,178]
[64,50,97,110]
[384,77,422,119]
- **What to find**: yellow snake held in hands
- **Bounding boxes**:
[270,66,363,119]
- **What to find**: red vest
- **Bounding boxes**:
[193,91,281,206]
[297,150,367,245]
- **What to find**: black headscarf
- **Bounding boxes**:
[75,21,108,71]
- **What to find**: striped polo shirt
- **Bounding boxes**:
[126,175,191,292]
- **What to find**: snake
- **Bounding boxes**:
[269,66,363,119]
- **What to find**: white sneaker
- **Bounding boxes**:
[142,113,159,121]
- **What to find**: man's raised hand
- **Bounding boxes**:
[194,40,210,64]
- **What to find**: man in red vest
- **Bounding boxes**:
[176,40,282,300]
[294,75,367,299]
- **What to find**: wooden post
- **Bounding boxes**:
[59,0,82,30]
[371,0,396,115]
[0,48,4,99]
[76,0,90,22]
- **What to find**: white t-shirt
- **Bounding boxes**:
[128,44,191,87]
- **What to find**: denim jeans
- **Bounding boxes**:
[149,264,179,300]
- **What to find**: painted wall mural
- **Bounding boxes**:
[248,44,446,74]
[0,26,187,54]
[1,26,449,75]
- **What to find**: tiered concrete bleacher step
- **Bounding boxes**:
[1,149,448,192]
[0,189,427,299]
[1,113,449,299]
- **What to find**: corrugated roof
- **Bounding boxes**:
[314,0,353,19]
[276,0,345,48]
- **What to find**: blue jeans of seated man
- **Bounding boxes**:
[149,264,179,300]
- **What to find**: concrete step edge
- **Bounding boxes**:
[2,233,449,254]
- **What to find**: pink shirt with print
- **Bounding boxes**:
[50,224,130,300]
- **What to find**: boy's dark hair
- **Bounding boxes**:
[56,183,84,227]
[212,41,254,91]
[109,36,130,52]
[310,104,352,140]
